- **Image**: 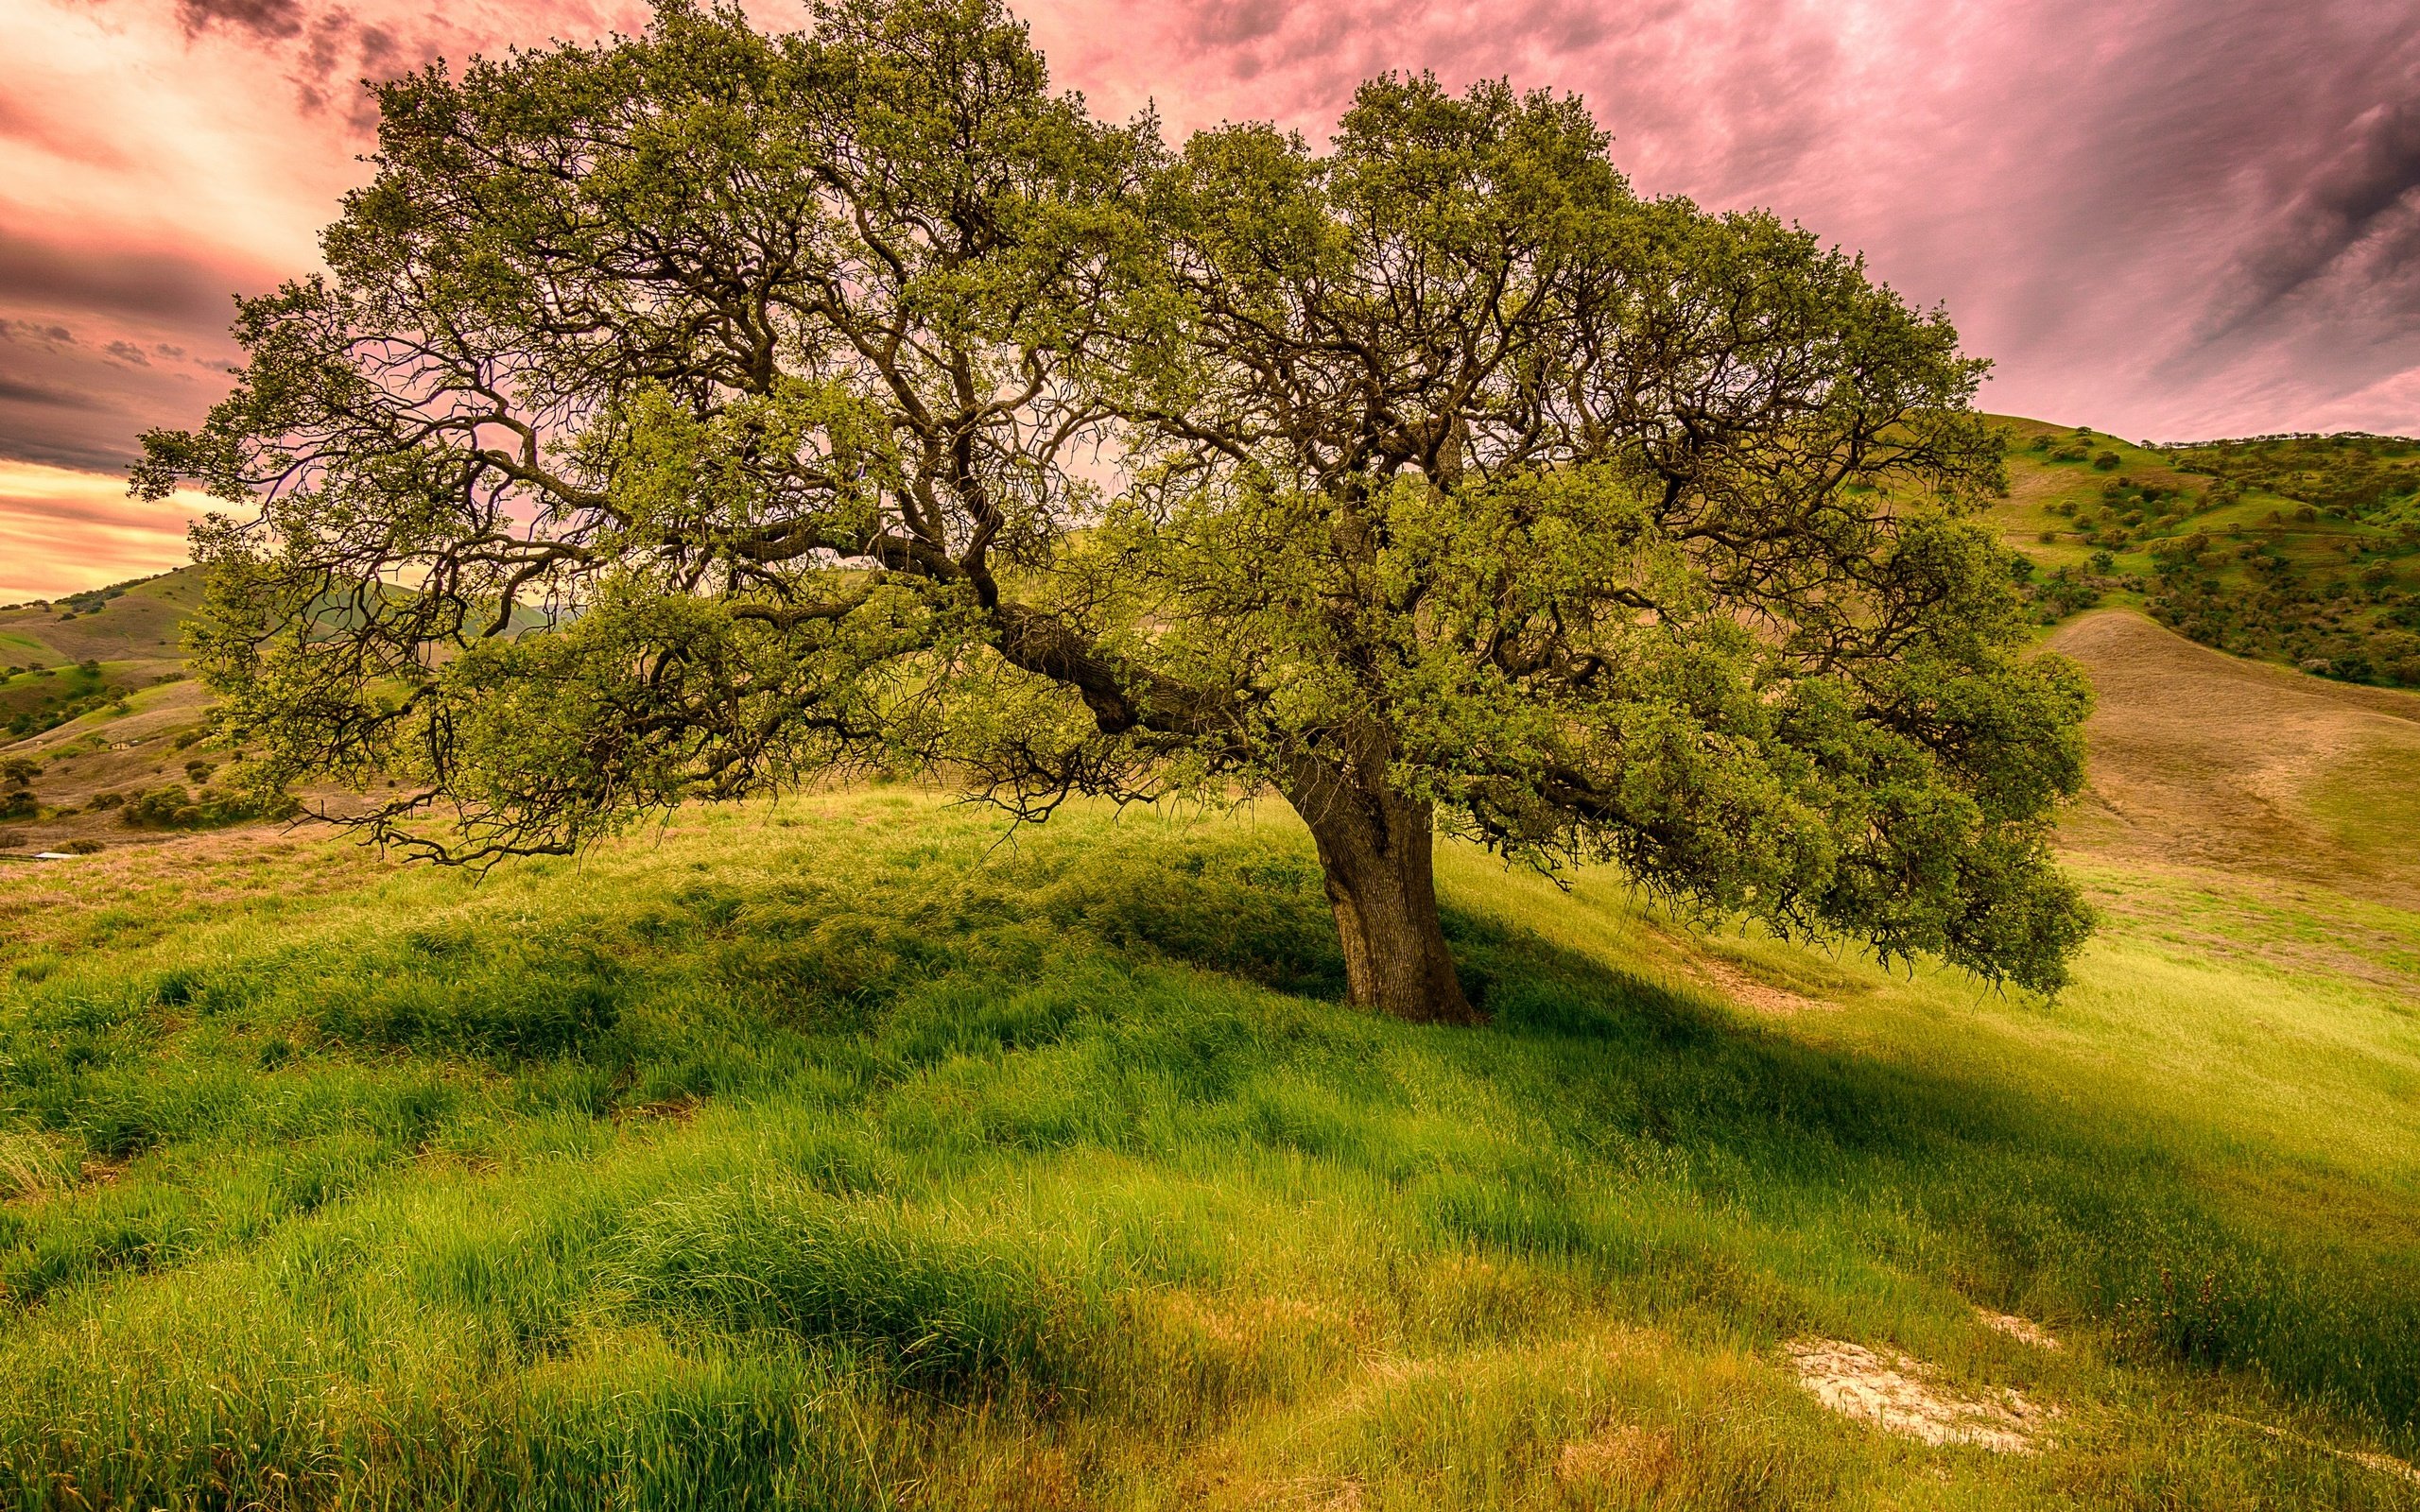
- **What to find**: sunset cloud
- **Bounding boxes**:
[2,0,2415,598]
[0,460,205,604]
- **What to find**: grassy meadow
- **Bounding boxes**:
[3,703,2418,1508]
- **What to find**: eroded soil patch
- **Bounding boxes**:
[1786,1339,2048,1453]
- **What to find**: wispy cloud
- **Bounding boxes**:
[0,461,202,603]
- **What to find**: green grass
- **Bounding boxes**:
[1,793,2416,1508]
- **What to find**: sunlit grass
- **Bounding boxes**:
[0,791,2414,1508]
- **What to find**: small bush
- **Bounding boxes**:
[117,783,298,831]
[2093,451,2122,470]
[120,785,195,827]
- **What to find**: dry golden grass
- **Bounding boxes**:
[2047,608,2420,903]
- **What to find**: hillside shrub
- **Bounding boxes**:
[2029,566,2102,623]
[2093,451,2122,470]
[117,784,299,831]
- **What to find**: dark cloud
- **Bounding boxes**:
[0,313,229,472]
[0,319,75,346]
[0,232,254,326]
[175,0,306,41]
[155,0,436,123]
[0,409,144,468]
[0,376,88,409]
[2217,90,2420,334]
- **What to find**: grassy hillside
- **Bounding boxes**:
[1,440,2417,1504]
[2046,610,2420,902]
[0,568,202,673]
[3,608,2419,1506]
[0,569,211,844]
[1981,419,2420,686]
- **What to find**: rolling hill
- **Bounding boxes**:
[3,724,2417,1505]
[2048,609,2420,904]
[0,567,204,673]
[0,424,2416,1506]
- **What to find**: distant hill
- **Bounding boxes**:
[0,567,201,744]
[1981,417,2420,688]
[0,566,201,675]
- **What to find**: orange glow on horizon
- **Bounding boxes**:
[0,461,203,604]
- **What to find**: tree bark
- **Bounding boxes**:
[1284,765,1479,1025]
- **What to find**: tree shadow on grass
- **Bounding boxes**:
[9,808,2415,1443]
[1022,838,2420,1443]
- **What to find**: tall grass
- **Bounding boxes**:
[0,792,2414,1508]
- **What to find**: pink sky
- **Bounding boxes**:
[3,0,2417,600]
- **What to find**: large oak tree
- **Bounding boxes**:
[139,0,2093,1023]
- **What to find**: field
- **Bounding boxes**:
[1,596,2417,1506]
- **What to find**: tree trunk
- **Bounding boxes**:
[1284,767,1479,1025]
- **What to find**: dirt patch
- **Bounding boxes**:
[1694,955,1824,1014]
[612,1095,701,1125]
[2217,1413,2420,1487]
[1979,1311,2061,1349]
[2352,1451,2420,1487]
[1786,1338,2048,1452]
[0,1134,122,1208]
[2085,876,2420,996]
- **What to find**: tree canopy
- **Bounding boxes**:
[138,0,2094,1022]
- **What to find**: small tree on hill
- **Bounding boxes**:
[138,0,2094,1022]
